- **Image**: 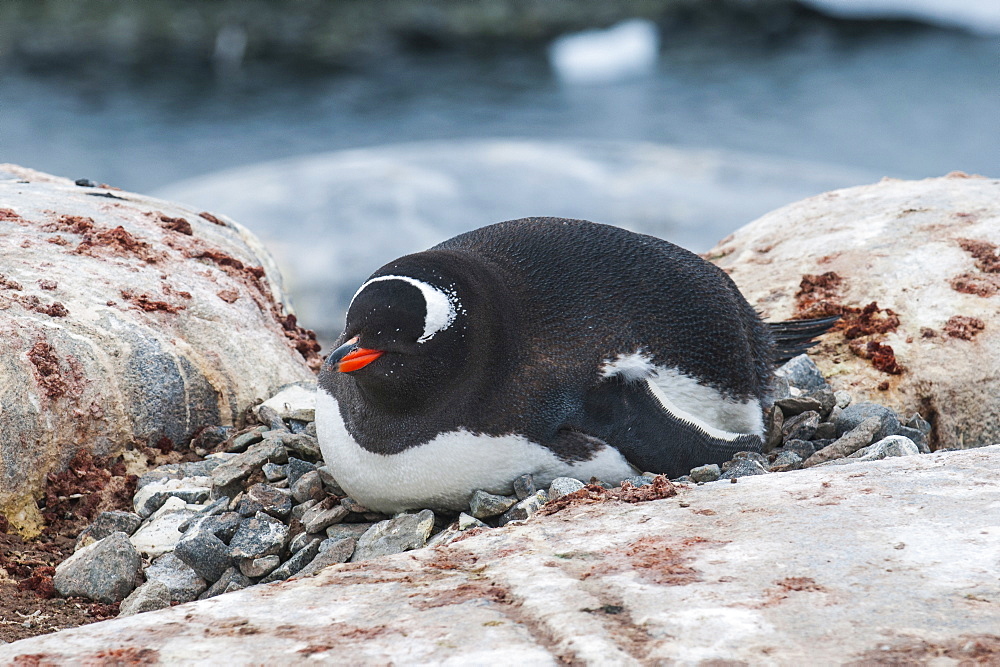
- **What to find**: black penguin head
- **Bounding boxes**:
[322,272,469,408]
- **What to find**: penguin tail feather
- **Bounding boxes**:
[767,315,840,365]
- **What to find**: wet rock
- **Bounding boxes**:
[548,477,586,500]
[296,538,357,578]
[774,354,829,394]
[129,497,200,559]
[198,567,251,600]
[290,470,324,504]
[229,513,289,562]
[499,491,549,525]
[513,474,536,500]
[782,410,820,442]
[351,510,435,562]
[143,552,207,603]
[719,459,768,480]
[834,402,901,443]
[74,511,142,551]
[301,498,349,534]
[118,580,171,617]
[261,538,323,583]
[803,417,881,467]
[133,477,212,518]
[689,464,721,483]
[255,383,316,422]
[469,490,518,519]
[54,532,141,603]
[237,483,293,520]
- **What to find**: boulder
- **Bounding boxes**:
[0,165,318,536]
[4,447,999,663]
[706,174,1000,450]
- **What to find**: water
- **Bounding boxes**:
[2,20,998,195]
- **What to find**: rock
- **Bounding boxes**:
[499,491,549,525]
[9,446,1000,664]
[763,405,784,453]
[211,440,288,491]
[803,417,882,467]
[325,523,373,542]
[133,477,212,518]
[173,515,237,583]
[782,439,816,460]
[229,513,289,562]
[129,496,201,559]
[0,164,316,537]
[707,175,1000,451]
[316,465,346,495]
[770,450,803,472]
[718,459,768,480]
[825,435,920,465]
[260,537,324,583]
[143,552,207,603]
[774,354,829,394]
[291,499,319,521]
[623,476,654,488]
[834,402,901,443]
[254,383,316,422]
[118,580,171,617]
[351,510,435,562]
[290,533,321,554]
[53,532,141,603]
[340,497,372,514]
[301,499,349,534]
[294,538,357,578]
[548,477,586,500]
[469,490,518,519]
[458,513,487,531]
[237,483,293,520]
[774,396,822,417]
[782,410,820,442]
[813,421,837,440]
[197,567,251,600]
[689,464,721,483]
[895,426,929,454]
[270,432,322,461]
[262,463,287,483]
[256,405,287,432]
[834,390,852,409]
[513,474,536,500]
[290,470,324,504]
[74,511,142,551]
[226,426,267,454]
[286,458,317,488]
[238,555,281,579]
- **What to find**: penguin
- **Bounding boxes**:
[316,217,835,513]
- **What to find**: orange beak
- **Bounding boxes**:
[326,335,384,373]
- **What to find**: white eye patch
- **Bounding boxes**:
[350,275,458,343]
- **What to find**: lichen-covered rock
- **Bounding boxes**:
[0,164,318,536]
[707,174,1000,450]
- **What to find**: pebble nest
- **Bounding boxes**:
[53,353,935,617]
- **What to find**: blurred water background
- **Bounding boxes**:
[2,0,997,341]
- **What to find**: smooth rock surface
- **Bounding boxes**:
[0,164,316,536]
[9,447,999,664]
[707,174,1000,450]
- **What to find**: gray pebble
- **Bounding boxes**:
[273,432,322,460]
[774,395,822,417]
[834,402,900,442]
[292,499,319,521]
[781,440,816,460]
[302,499,349,534]
[728,451,770,471]
[782,410,820,442]
[295,538,357,578]
[316,465,346,495]
[229,512,289,561]
[764,405,784,453]
[290,532,321,554]
[351,509,435,562]
[513,474,536,500]
[844,435,920,463]
[689,464,721,483]
[133,477,212,518]
[340,497,372,514]
[623,475,655,487]
[256,405,287,432]
[770,450,803,472]
[74,511,143,551]
[144,552,207,603]
[469,490,518,519]
[774,354,830,393]
[548,477,585,500]
[238,483,293,520]
[499,491,549,525]
[226,426,268,453]
[261,538,324,583]
[326,523,373,541]
[812,421,837,440]
[291,470,325,504]
[211,440,287,491]
[458,512,488,530]
[262,462,288,482]
[173,517,234,584]
[54,532,141,603]
[118,580,171,617]
[198,567,251,600]
[238,554,281,579]
[834,390,853,409]
[286,457,318,488]
[718,459,768,480]
[804,416,881,467]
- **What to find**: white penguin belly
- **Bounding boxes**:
[315,390,637,513]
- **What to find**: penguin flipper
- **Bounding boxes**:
[571,377,762,478]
